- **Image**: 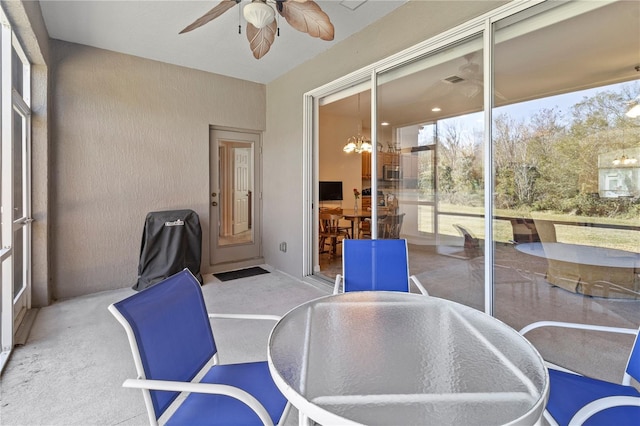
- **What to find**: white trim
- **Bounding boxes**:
[0,16,14,370]
[483,19,494,316]
[369,72,377,238]
[302,93,314,277]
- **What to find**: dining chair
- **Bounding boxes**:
[379,213,405,239]
[452,223,483,259]
[520,321,640,426]
[360,213,401,239]
[109,269,290,426]
[333,238,428,295]
[319,211,350,257]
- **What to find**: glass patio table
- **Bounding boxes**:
[267,291,549,426]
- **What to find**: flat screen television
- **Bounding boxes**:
[319,181,343,201]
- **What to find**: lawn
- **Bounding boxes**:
[424,204,639,253]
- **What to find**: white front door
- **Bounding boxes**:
[232,148,250,234]
[210,128,262,267]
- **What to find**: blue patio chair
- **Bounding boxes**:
[108,269,289,426]
[333,239,428,295]
[520,321,640,426]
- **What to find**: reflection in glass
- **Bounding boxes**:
[316,0,639,385]
[376,35,485,311]
[492,0,640,377]
[218,140,254,246]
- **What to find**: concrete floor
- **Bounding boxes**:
[2,252,638,425]
[1,267,328,425]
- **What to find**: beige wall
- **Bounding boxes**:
[319,113,366,210]
[12,0,507,301]
[263,0,507,278]
[50,41,266,299]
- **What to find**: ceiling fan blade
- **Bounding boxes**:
[179,0,239,34]
[280,0,334,41]
[247,20,277,59]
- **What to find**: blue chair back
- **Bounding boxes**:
[342,239,411,292]
[112,269,217,420]
[626,330,640,382]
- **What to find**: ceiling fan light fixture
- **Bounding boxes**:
[243,0,275,29]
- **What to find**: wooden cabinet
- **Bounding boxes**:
[361,152,372,179]
[362,196,372,210]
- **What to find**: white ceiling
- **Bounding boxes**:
[39,0,409,84]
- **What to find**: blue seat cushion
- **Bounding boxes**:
[166,361,287,426]
[547,368,640,426]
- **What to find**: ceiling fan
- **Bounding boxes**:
[180,0,335,59]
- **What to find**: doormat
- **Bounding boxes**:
[213,267,270,282]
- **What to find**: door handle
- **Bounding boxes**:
[211,202,218,206]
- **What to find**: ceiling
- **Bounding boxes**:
[37,0,640,128]
[321,1,640,129]
[39,0,409,84]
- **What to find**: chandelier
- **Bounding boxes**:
[343,135,372,154]
[343,93,372,154]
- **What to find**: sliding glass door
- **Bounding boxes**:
[308,0,639,383]
[491,0,640,381]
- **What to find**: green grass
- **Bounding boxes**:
[423,203,639,252]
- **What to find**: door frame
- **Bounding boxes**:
[209,127,263,271]
[0,14,32,373]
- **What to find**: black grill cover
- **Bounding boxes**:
[133,209,203,291]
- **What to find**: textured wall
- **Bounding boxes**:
[51,41,265,299]
[264,0,507,278]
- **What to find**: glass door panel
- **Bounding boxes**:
[376,34,485,309]
[492,0,640,380]
[11,106,29,325]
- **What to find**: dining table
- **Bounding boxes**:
[267,291,549,426]
[340,209,372,239]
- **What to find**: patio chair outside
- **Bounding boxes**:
[333,239,428,295]
[108,269,289,426]
[520,321,640,426]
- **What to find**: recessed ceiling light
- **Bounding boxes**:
[432,107,442,112]
[381,122,390,126]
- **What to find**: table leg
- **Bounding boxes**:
[352,218,361,239]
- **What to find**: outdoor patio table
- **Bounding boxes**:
[516,242,640,299]
[267,291,549,426]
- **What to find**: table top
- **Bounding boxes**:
[516,242,640,269]
[267,291,549,426]
[341,209,372,219]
